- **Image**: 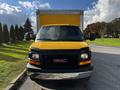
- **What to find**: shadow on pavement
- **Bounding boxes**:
[34,79,91,90]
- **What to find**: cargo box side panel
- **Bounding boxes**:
[39,14,80,27]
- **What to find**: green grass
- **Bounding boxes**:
[0,41,32,90]
[88,38,120,47]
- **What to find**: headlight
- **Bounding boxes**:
[31,53,39,60]
[81,53,88,59]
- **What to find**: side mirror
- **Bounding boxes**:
[90,33,96,41]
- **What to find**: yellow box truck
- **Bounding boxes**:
[27,10,95,80]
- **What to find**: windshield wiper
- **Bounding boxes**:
[36,38,57,41]
[36,38,84,41]
[57,38,84,41]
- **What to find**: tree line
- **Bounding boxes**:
[84,17,120,38]
[0,18,33,44]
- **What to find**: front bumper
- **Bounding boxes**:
[27,63,93,80]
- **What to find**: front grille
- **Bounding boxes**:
[41,54,79,69]
[30,47,91,69]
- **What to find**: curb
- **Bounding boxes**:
[6,69,27,90]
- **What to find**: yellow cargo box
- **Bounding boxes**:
[36,10,84,31]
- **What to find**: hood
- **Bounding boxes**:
[29,41,89,50]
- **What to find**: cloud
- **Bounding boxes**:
[30,15,36,29]
[84,0,120,28]
[18,1,51,31]
[0,3,27,27]
[38,2,51,9]
[18,1,33,8]
[0,1,51,29]
[19,1,51,9]
[0,3,22,14]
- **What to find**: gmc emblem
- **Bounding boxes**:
[53,59,68,63]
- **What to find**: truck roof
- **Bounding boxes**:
[36,9,84,14]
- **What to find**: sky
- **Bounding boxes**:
[0,0,120,30]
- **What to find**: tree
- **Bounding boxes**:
[10,25,15,42]
[0,23,2,43]
[15,24,19,41]
[110,18,120,38]
[85,22,107,38]
[24,18,33,33]
[19,26,24,40]
[3,24,9,43]
[85,17,120,38]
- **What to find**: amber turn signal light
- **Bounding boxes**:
[80,60,91,65]
[28,60,40,65]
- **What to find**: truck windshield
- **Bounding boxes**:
[36,26,84,41]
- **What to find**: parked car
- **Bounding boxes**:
[24,32,35,40]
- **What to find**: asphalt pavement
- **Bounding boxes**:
[19,45,120,90]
